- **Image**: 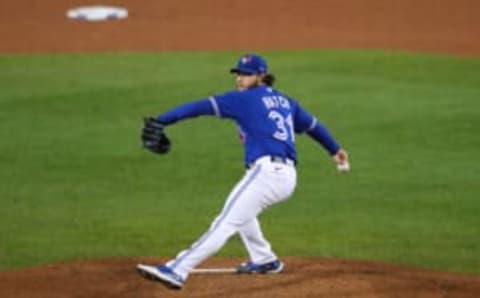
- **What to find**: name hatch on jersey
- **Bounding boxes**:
[262,95,291,110]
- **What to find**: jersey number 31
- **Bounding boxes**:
[269,111,295,142]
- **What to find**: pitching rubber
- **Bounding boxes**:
[190,268,237,274]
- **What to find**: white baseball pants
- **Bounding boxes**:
[166,156,297,280]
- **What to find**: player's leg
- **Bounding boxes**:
[238,218,277,264]
[161,160,296,281]
[238,160,297,267]
[165,164,265,280]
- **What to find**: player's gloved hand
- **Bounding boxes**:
[333,148,350,173]
[142,117,171,154]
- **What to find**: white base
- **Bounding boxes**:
[66,6,128,22]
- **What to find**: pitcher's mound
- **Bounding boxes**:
[1,257,479,298]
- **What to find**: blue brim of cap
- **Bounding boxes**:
[230,67,256,75]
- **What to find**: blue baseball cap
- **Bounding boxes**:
[230,54,268,75]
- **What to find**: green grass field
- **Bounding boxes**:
[1,51,479,274]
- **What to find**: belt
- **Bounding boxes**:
[247,155,296,169]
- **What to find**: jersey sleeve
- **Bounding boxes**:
[292,99,341,155]
[291,99,318,134]
[209,90,243,119]
[157,99,214,125]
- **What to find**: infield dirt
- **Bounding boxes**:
[1,257,480,298]
[1,0,479,55]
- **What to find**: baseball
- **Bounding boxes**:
[337,162,350,173]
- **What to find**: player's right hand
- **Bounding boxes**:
[333,148,350,173]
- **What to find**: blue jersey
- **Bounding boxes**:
[158,86,340,167]
[211,86,305,165]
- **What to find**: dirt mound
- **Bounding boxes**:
[1,0,479,55]
[1,257,479,298]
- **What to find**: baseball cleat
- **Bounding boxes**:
[236,259,284,274]
[137,264,184,289]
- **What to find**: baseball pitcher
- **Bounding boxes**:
[137,54,350,289]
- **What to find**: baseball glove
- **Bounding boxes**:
[141,117,171,154]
